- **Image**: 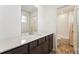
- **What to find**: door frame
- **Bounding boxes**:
[56,6,78,54]
[74,5,78,54]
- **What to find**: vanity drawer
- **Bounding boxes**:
[2,44,28,54]
[29,40,37,50]
[38,37,45,44]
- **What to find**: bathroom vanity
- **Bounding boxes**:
[0,33,53,54]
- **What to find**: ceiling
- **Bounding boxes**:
[21,5,38,13]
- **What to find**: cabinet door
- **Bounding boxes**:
[50,34,53,50]
[41,41,49,54]
[29,40,41,54]
[46,35,50,52]
[30,45,42,54]
[29,40,37,50]
[38,37,45,44]
[2,44,28,54]
[13,44,28,54]
[46,34,53,52]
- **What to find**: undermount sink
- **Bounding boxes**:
[28,32,42,36]
[37,34,42,36]
[28,32,34,35]
[22,32,42,37]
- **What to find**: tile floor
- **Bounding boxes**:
[56,39,74,54]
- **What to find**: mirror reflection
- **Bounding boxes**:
[21,5,38,35]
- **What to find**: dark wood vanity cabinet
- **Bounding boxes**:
[49,34,53,51]
[29,37,49,54]
[29,45,42,54]
[29,37,46,54]
[41,40,49,54]
[38,37,46,44]
[2,34,53,54]
[29,40,40,54]
[45,34,53,52]
[2,44,28,54]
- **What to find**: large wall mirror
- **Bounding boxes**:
[21,5,38,35]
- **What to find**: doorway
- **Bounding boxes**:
[56,6,77,54]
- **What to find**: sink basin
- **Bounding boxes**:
[28,32,34,35]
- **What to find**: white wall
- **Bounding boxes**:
[57,13,69,39]
[77,6,79,27]
[43,6,57,34]
[0,5,21,40]
[35,5,44,33]
[77,6,79,53]
[42,6,57,50]
[35,5,57,34]
[35,6,57,50]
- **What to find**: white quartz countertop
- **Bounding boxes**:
[0,32,53,53]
